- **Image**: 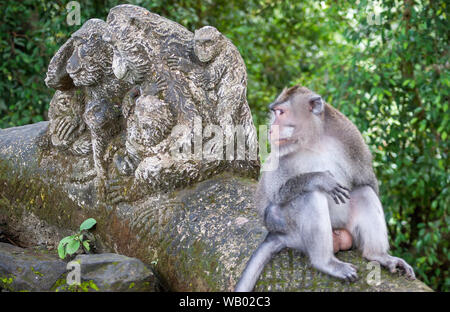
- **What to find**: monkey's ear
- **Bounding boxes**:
[309,96,324,115]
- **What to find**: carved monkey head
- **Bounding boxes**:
[104,9,153,85]
[110,40,152,85]
[269,86,325,154]
[83,99,120,131]
[194,26,224,63]
[66,19,113,87]
[129,85,176,148]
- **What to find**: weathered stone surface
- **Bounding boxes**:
[43,4,259,205]
[0,242,66,291]
[0,241,158,292]
[59,253,158,292]
[0,123,432,292]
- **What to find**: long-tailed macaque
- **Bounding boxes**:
[235,86,415,292]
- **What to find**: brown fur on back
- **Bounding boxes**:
[275,85,311,104]
[324,103,378,194]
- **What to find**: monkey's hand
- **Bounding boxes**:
[55,115,79,142]
[134,156,163,191]
[275,171,350,205]
[167,56,180,71]
[154,76,167,93]
[167,56,193,73]
[318,171,351,205]
[71,135,92,155]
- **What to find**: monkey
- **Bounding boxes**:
[168,26,226,112]
[168,26,259,176]
[47,90,92,155]
[113,78,173,177]
[234,85,415,292]
[59,19,131,198]
[106,82,178,204]
[83,98,122,195]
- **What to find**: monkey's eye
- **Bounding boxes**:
[275,109,284,116]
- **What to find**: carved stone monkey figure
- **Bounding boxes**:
[46,18,131,198]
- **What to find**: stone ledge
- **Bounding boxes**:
[0,123,433,291]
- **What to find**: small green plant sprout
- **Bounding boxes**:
[58,218,97,259]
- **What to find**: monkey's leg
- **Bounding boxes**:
[234,233,285,292]
[91,135,108,199]
[264,204,287,233]
[347,186,415,279]
[291,192,358,281]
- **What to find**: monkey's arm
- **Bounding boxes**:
[202,64,225,88]
[254,174,271,217]
[273,171,350,205]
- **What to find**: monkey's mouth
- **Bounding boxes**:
[273,137,296,146]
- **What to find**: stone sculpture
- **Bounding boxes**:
[43,4,259,203]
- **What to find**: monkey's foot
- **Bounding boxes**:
[315,259,358,282]
[369,255,416,280]
[106,177,135,204]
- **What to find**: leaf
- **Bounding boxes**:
[79,218,97,231]
[82,240,90,252]
[89,281,99,291]
[59,236,73,245]
[58,243,67,259]
[57,236,74,259]
[66,240,80,255]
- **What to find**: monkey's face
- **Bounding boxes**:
[269,92,324,151]
[66,38,106,87]
[194,39,219,63]
[83,100,120,130]
[111,43,151,85]
[269,102,296,147]
[194,26,223,63]
[133,95,175,147]
[51,91,75,115]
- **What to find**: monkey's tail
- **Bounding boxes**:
[234,233,285,292]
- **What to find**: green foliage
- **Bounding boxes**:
[0,0,448,290]
[79,217,97,231]
[318,0,449,291]
[58,218,96,259]
[55,279,99,292]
